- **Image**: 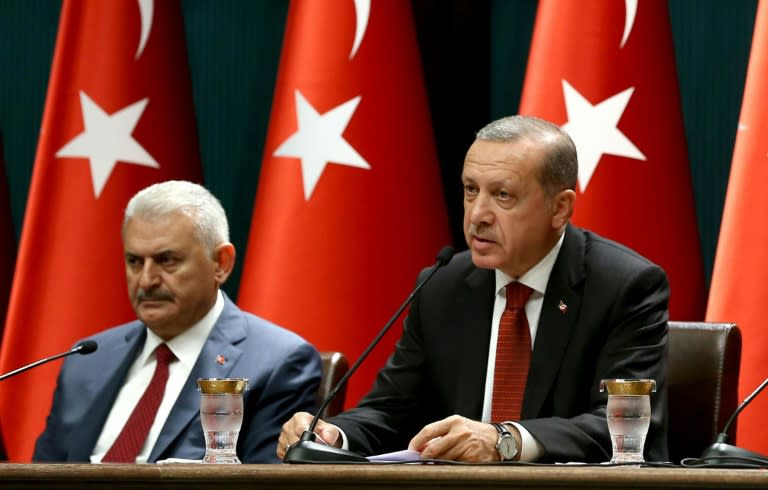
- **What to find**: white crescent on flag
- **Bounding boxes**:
[136,0,154,59]
[350,0,370,59]
[620,0,637,48]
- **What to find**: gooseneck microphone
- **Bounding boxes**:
[698,376,768,466]
[284,246,455,463]
[0,340,98,382]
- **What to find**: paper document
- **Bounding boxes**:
[366,449,422,462]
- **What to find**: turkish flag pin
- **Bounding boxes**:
[216,354,226,366]
[558,301,568,314]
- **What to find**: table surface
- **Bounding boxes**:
[1,463,767,490]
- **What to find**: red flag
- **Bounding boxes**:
[519,0,704,320]
[0,0,202,461]
[707,0,768,454]
[238,0,451,408]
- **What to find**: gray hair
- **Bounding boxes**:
[476,115,578,196]
[123,180,229,253]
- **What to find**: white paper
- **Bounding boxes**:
[366,449,422,462]
[155,458,202,464]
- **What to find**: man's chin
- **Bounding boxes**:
[470,252,502,271]
[136,306,171,326]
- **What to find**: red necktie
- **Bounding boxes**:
[102,343,175,463]
[491,282,533,421]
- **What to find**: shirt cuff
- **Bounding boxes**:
[337,424,350,450]
[508,421,543,462]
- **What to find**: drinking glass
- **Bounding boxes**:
[197,378,248,464]
[599,379,656,464]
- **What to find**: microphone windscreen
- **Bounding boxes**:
[435,246,455,266]
[77,340,98,354]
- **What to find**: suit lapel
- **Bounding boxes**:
[454,266,495,418]
[523,225,586,418]
[70,326,145,461]
[149,298,246,462]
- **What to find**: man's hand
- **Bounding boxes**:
[276,412,343,460]
[407,415,504,462]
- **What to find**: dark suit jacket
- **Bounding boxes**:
[331,225,669,463]
[33,293,322,463]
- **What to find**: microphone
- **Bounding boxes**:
[0,340,98,382]
[284,246,455,463]
[698,376,768,466]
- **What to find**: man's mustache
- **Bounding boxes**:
[467,223,497,242]
[136,288,173,301]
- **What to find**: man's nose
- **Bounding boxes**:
[138,261,161,288]
[468,193,494,225]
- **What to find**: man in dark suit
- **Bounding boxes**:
[278,115,668,463]
[34,180,322,464]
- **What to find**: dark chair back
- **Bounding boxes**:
[318,352,350,419]
[667,321,741,463]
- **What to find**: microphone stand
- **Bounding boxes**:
[284,246,454,463]
[699,377,768,465]
[0,341,98,382]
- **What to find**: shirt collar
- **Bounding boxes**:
[494,231,566,296]
[140,290,225,369]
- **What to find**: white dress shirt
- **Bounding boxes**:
[91,290,224,463]
[481,232,565,461]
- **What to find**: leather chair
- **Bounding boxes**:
[318,352,350,419]
[667,321,741,463]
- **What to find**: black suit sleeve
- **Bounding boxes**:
[520,262,669,463]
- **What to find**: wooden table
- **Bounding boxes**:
[1,463,767,489]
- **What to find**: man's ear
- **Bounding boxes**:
[213,243,236,285]
[551,189,576,229]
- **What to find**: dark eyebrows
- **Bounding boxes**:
[124,249,180,261]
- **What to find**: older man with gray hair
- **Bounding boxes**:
[279,115,669,464]
[35,180,321,464]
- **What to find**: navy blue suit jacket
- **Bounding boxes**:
[331,225,669,463]
[33,293,322,463]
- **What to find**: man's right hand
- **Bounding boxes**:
[277,412,343,460]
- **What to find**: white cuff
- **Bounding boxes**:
[507,421,543,462]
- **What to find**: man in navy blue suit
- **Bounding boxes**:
[34,180,322,463]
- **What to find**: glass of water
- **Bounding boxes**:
[197,378,248,464]
[599,379,656,464]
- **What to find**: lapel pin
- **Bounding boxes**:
[216,354,226,366]
[558,300,568,314]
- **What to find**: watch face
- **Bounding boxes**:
[499,436,516,459]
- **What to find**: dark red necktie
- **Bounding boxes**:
[491,282,534,421]
[102,344,175,463]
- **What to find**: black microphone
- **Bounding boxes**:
[698,376,768,466]
[284,246,455,463]
[0,340,98,382]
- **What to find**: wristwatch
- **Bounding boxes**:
[492,422,518,461]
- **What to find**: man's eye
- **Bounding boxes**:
[463,185,477,196]
[497,191,511,200]
[158,256,175,266]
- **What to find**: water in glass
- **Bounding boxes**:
[606,394,651,463]
[200,392,243,464]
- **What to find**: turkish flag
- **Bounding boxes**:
[238,0,451,408]
[707,0,768,454]
[0,0,202,461]
[519,0,704,320]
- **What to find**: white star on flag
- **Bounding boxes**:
[561,80,645,192]
[274,90,370,200]
[56,91,159,198]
